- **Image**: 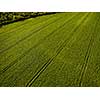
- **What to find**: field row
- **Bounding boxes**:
[0,12,100,86]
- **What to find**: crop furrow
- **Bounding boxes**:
[78,35,93,86]
[0,16,52,41]
[0,13,78,74]
[0,13,58,42]
[0,14,56,34]
[26,13,89,87]
[0,14,65,54]
[78,15,99,86]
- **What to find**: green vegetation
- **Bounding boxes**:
[0,12,56,27]
[0,12,100,87]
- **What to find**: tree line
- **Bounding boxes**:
[0,12,56,27]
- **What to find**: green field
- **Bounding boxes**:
[0,12,100,87]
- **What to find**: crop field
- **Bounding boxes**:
[0,12,100,87]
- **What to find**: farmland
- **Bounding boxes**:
[0,12,100,86]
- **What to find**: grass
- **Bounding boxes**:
[0,12,100,86]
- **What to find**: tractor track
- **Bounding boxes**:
[0,16,53,42]
[0,13,79,75]
[78,14,100,86]
[0,14,57,34]
[0,15,63,51]
[0,13,59,43]
[26,13,89,87]
[0,14,67,54]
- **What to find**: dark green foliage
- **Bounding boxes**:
[0,12,56,27]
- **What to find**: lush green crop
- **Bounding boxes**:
[0,12,100,86]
